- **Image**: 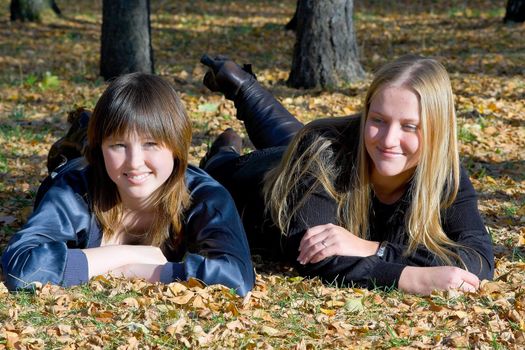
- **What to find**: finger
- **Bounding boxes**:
[457,281,477,293]
[298,240,325,265]
[306,224,332,236]
[309,245,334,264]
[299,224,331,252]
[458,270,480,289]
[299,227,327,253]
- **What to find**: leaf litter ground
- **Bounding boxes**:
[0,0,523,348]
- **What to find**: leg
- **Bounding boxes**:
[205,145,287,258]
[233,79,304,149]
[199,127,286,258]
[201,55,303,149]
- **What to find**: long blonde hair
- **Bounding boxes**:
[85,73,191,248]
[266,55,461,265]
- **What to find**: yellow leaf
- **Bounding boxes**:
[326,300,345,308]
[319,308,336,316]
[484,176,497,185]
[260,325,280,336]
[225,302,240,316]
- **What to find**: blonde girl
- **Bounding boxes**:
[200,54,493,295]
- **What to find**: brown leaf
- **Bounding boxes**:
[170,291,194,305]
[166,318,187,336]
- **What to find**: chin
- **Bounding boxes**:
[373,164,404,177]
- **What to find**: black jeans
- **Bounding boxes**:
[203,146,286,257]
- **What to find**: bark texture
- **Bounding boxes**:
[100,0,154,80]
[10,0,60,21]
[504,0,525,23]
[287,0,364,89]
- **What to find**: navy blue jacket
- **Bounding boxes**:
[1,158,255,296]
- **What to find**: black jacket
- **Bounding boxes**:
[207,82,494,289]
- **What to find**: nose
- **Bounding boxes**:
[126,144,145,168]
[381,124,400,149]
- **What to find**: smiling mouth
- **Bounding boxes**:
[124,172,151,182]
[377,148,405,157]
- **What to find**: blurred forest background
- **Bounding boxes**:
[0,0,524,348]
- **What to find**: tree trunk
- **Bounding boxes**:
[285,1,298,31]
[10,0,61,22]
[100,0,154,80]
[504,0,525,23]
[287,0,364,89]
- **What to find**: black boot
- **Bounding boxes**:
[199,128,242,169]
[47,108,91,173]
[201,54,303,149]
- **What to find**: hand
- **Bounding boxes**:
[398,266,480,295]
[297,223,380,265]
[200,54,256,99]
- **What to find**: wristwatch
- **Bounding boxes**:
[375,241,388,258]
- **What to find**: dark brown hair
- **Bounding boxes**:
[85,72,192,247]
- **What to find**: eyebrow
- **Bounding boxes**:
[368,111,419,124]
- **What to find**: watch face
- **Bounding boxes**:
[376,242,387,258]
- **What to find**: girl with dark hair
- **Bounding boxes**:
[2,73,254,296]
[199,54,494,295]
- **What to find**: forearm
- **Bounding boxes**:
[379,238,493,280]
[299,255,406,289]
[82,245,167,278]
[398,265,479,295]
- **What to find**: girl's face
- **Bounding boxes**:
[102,131,174,207]
[364,85,421,185]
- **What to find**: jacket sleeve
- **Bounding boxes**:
[1,173,91,291]
[159,170,255,296]
[284,167,494,289]
[282,185,407,289]
[377,166,494,280]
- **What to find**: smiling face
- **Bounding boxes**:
[102,131,174,208]
[364,85,421,187]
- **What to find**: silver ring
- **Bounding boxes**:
[321,240,327,248]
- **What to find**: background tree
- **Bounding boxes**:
[287,0,364,89]
[100,0,154,80]
[285,0,298,31]
[10,0,61,21]
[504,0,525,23]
